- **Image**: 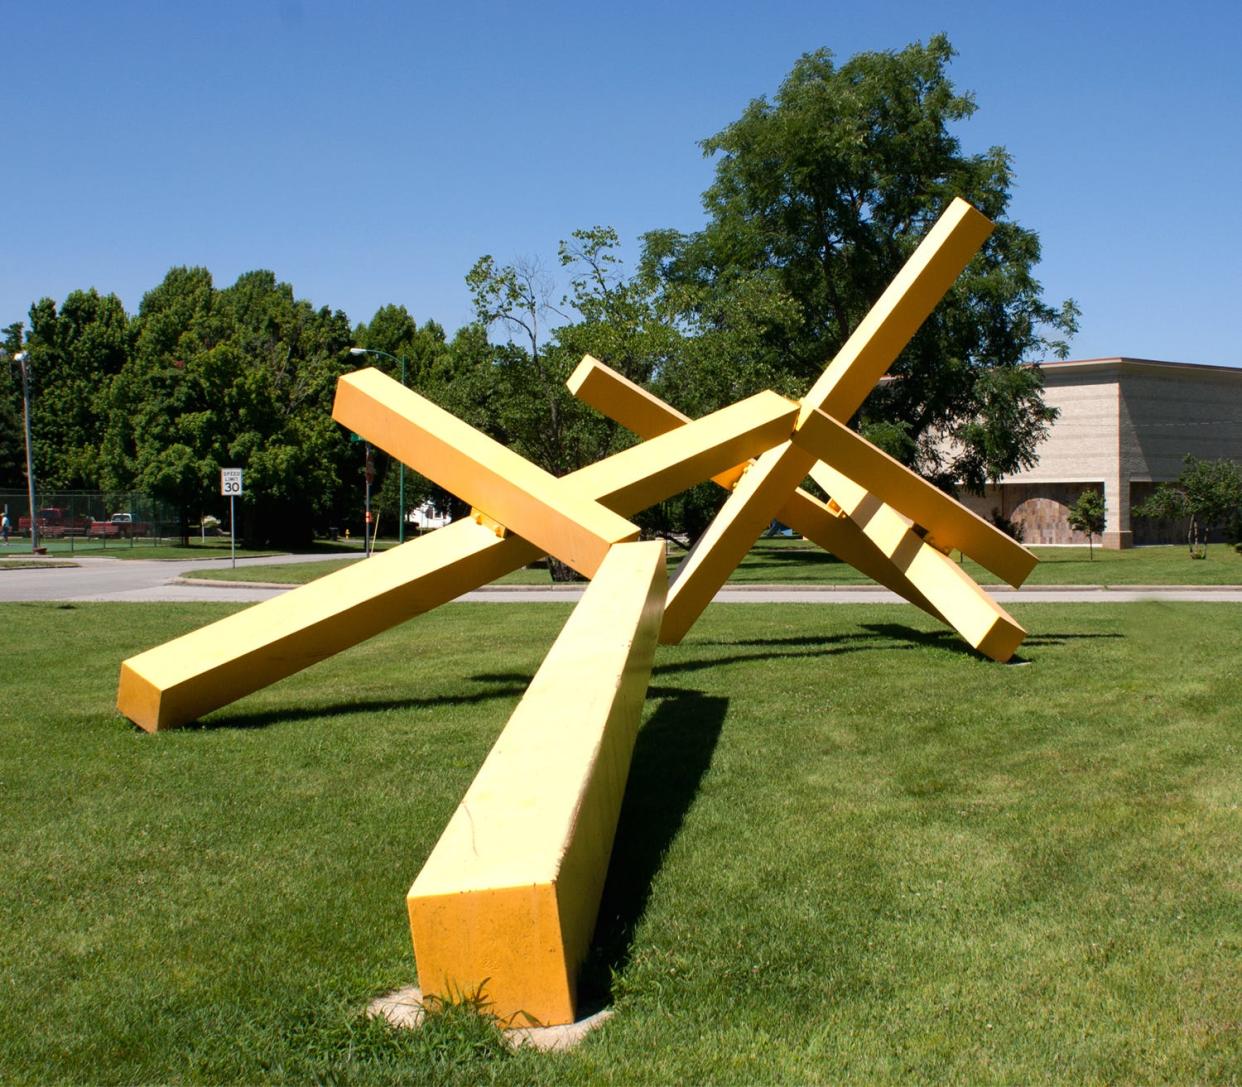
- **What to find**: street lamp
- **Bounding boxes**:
[1,349,38,553]
[349,347,410,543]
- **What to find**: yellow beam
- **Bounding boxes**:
[798,197,994,426]
[808,463,1025,661]
[793,405,1037,587]
[118,392,798,731]
[660,198,994,640]
[566,356,1026,660]
[334,368,638,578]
[117,520,540,733]
[407,540,666,1027]
[568,356,748,491]
[565,388,796,509]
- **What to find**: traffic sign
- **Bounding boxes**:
[221,468,244,496]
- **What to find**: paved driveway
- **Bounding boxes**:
[3,554,1241,605]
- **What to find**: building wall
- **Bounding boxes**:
[997,359,1242,548]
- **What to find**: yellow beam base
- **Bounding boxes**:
[793,405,1036,587]
[117,521,539,732]
[810,464,1025,661]
[407,540,667,1027]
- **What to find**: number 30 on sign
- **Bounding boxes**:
[221,468,244,496]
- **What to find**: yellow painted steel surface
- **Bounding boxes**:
[797,197,994,426]
[568,356,748,491]
[117,392,797,731]
[334,368,638,578]
[117,521,540,732]
[407,540,666,1026]
[656,198,996,642]
[566,356,1027,660]
[793,405,1037,587]
[807,462,1026,661]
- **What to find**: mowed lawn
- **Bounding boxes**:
[179,539,1242,587]
[1,600,1239,1084]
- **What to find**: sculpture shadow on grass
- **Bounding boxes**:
[187,682,530,731]
[576,686,729,1013]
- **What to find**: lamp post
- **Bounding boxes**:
[349,347,409,542]
[2,349,38,553]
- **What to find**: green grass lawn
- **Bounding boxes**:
[182,539,1242,588]
[2,600,1239,1084]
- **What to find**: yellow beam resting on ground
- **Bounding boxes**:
[658,198,994,641]
[793,405,1037,587]
[118,393,796,731]
[566,356,1026,660]
[334,368,638,578]
[117,520,540,732]
[808,463,1026,662]
[407,540,666,1027]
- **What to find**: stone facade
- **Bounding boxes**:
[972,359,1242,548]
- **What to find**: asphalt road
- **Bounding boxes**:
[3,553,1242,605]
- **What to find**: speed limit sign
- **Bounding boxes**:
[221,468,244,496]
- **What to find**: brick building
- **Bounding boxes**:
[958,358,1242,548]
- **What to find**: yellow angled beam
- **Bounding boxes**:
[568,355,749,491]
[649,199,992,640]
[407,540,666,1027]
[808,462,1025,661]
[663,441,817,643]
[565,388,797,511]
[798,197,994,426]
[776,488,945,623]
[118,392,804,732]
[793,405,1037,587]
[117,520,541,732]
[334,368,638,578]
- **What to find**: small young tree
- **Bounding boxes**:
[1067,488,1106,558]
[1134,455,1242,557]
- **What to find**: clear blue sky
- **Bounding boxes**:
[3,0,1240,365]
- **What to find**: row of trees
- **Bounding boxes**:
[2,37,1078,545]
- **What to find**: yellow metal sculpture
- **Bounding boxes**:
[117,197,1038,1026]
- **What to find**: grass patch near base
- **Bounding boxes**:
[1,600,1239,1084]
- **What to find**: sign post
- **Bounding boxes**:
[220,468,243,568]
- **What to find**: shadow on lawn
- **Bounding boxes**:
[577,686,728,1013]
[190,681,530,731]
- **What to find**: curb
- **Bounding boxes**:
[173,576,1242,594]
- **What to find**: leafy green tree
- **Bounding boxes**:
[1134,456,1242,557]
[24,289,130,490]
[638,35,1078,493]
[1067,488,1106,558]
[102,268,355,545]
[0,322,28,491]
[351,305,453,532]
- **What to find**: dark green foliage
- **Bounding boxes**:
[638,35,1077,493]
[1067,487,1106,557]
[102,268,356,545]
[1134,455,1242,556]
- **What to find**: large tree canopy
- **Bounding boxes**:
[639,35,1078,492]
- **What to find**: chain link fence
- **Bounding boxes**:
[0,490,191,553]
